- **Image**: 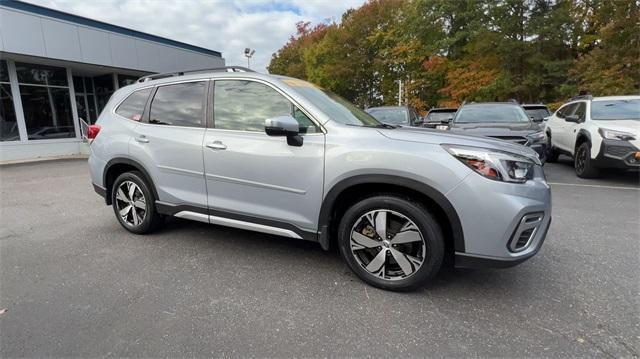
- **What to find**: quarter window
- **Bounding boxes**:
[149,82,207,127]
[214,80,319,133]
[115,88,152,121]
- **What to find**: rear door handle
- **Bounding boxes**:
[135,135,149,143]
[206,141,227,150]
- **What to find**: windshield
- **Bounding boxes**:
[454,104,530,123]
[524,108,550,121]
[591,99,640,120]
[281,78,381,126]
[367,108,408,125]
[427,111,455,122]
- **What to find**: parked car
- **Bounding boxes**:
[544,95,640,178]
[443,102,547,162]
[88,67,551,291]
[423,107,458,128]
[365,106,422,127]
[522,104,551,122]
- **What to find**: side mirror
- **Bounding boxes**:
[543,116,550,122]
[531,116,543,123]
[441,117,453,124]
[265,116,303,147]
[565,115,580,123]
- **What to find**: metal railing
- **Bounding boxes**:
[137,66,254,83]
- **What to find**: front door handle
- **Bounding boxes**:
[135,135,149,143]
[206,141,227,150]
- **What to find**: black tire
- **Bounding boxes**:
[545,133,559,163]
[111,171,163,234]
[574,142,599,178]
[337,195,444,291]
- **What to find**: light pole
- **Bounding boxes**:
[244,48,255,69]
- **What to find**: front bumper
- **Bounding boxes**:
[447,165,552,268]
[595,139,640,169]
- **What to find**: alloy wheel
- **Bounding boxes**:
[115,180,147,226]
[350,210,426,281]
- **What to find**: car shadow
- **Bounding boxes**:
[152,217,537,295]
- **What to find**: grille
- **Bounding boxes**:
[489,136,528,145]
[515,228,535,249]
[605,145,631,157]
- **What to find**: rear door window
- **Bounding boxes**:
[149,81,207,127]
[115,88,152,121]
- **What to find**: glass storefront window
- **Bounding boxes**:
[16,62,76,140]
[15,62,68,87]
[118,74,139,88]
[0,60,9,82]
[1,83,20,141]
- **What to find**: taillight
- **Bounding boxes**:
[87,124,101,139]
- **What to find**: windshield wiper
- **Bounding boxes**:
[374,123,397,129]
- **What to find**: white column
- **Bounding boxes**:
[67,67,81,140]
[6,60,28,142]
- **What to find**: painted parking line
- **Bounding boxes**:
[547,182,640,191]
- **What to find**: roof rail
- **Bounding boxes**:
[570,94,593,101]
[137,66,255,83]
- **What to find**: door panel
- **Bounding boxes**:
[553,103,577,152]
[203,79,325,232]
[129,123,207,207]
[128,81,208,208]
[203,131,324,230]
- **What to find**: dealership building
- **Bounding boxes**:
[0,0,225,161]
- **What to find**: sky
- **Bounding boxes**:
[25,0,366,72]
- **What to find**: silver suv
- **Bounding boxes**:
[88,67,551,291]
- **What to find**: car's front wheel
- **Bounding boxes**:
[575,142,599,178]
[111,171,163,234]
[337,195,444,291]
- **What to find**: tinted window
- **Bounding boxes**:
[15,62,68,86]
[367,108,409,125]
[591,99,640,121]
[149,82,207,127]
[115,88,152,121]
[524,108,550,121]
[573,102,586,120]
[455,104,529,123]
[556,103,576,119]
[214,80,292,132]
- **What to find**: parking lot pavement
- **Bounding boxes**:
[0,158,638,357]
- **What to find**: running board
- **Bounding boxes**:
[174,210,303,239]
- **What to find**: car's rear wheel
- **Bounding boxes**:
[111,171,163,234]
[575,142,599,178]
[545,133,559,162]
[337,195,444,291]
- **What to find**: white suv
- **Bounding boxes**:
[544,95,640,177]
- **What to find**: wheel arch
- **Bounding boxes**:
[575,129,592,150]
[317,174,465,256]
[103,157,158,205]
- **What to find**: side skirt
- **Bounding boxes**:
[155,201,318,242]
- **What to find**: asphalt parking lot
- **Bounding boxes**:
[1,157,638,357]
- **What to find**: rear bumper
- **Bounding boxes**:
[594,139,640,169]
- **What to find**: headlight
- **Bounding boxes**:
[527,131,545,143]
[598,128,636,141]
[442,144,539,183]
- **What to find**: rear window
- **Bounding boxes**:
[115,88,152,121]
[455,104,529,123]
[367,108,409,125]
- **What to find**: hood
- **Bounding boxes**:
[378,127,540,161]
[449,121,542,135]
[591,120,640,135]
